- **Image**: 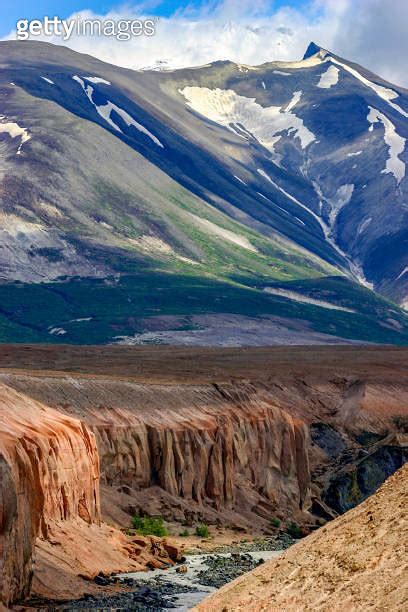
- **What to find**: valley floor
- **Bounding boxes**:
[0,343,407,382]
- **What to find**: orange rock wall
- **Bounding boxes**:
[1,378,313,517]
[0,383,100,605]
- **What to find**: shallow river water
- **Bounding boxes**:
[119,550,283,610]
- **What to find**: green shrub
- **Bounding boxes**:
[195,524,210,538]
[270,517,281,528]
[393,415,408,432]
[179,529,190,537]
[131,515,168,537]
[286,521,302,538]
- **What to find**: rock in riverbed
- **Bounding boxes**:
[195,553,265,589]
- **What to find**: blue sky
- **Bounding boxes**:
[2,1,302,36]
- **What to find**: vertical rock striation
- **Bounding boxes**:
[4,378,312,523]
[95,401,311,516]
[0,383,100,605]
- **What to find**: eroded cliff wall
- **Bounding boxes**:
[0,382,181,606]
[3,372,407,530]
[1,378,312,527]
[0,383,100,605]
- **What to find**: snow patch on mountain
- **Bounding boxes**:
[317,65,339,89]
[84,76,111,85]
[329,57,408,119]
[73,76,163,148]
[357,217,372,235]
[367,107,405,183]
[255,184,291,217]
[180,87,315,159]
[275,54,327,70]
[313,179,372,287]
[110,103,164,147]
[347,150,362,157]
[328,184,355,226]
[257,168,277,184]
[285,90,302,112]
[0,116,30,154]
[273,70,291,76]
[237,64,258,73]
[396,267,408,280]
[49,327,67,336]
[257,169,323,228]
[312,180,367,279]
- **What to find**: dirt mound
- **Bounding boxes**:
[196,463,408,611]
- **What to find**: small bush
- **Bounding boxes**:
[393,415,408,432]
[195,524,210,538]
[270,517,281,528]
[179,529,189,537]
[131,515,168,537]
[286,521,302,538]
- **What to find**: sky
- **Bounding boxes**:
[1,0,298,34]
[3,0,408,87]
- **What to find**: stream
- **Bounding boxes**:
[118,550,283,610]
[38,547,286,610]
[25,534,295,611]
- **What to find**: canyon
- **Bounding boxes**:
[0,345,407,606]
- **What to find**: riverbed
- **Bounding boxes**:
[118,550,283,610]
[39,549,284,610]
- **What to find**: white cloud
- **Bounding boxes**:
[4,0,408,87]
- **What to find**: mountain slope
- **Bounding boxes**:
[196,463,408,611]
[0,40,408,344]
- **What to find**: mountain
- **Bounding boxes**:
[0,40,408,345]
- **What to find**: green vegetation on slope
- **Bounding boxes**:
[131,515,168,537]
[0,272,407,345]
